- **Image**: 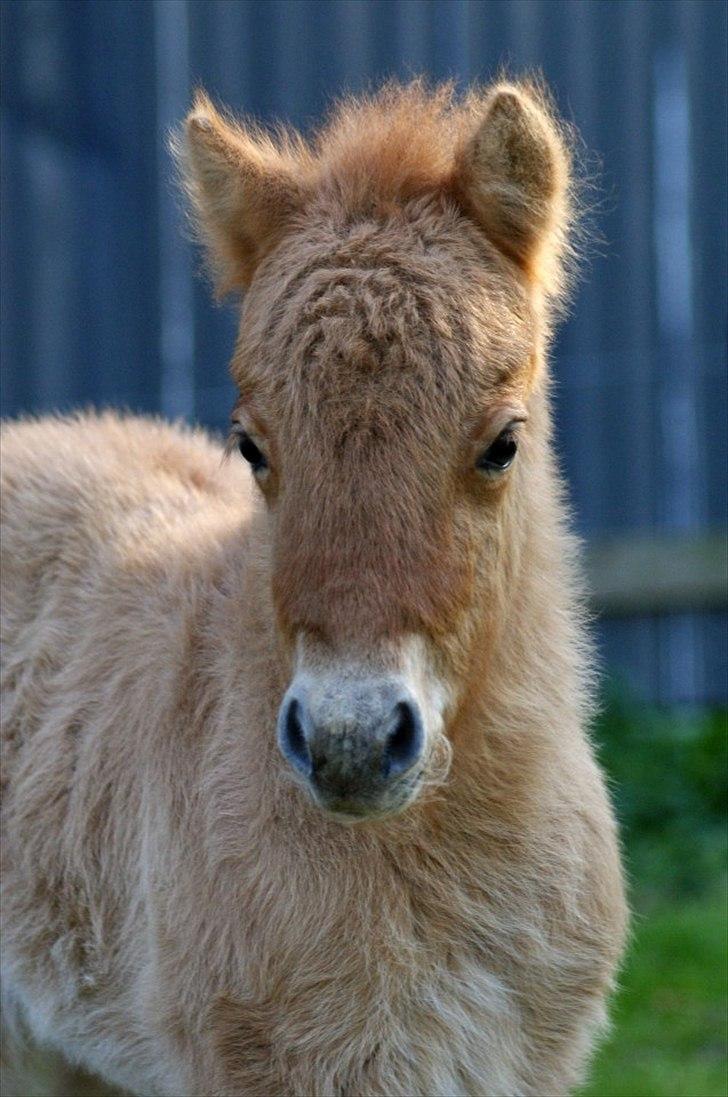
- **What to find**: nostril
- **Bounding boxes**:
[382,701,424,779]
[280,698,312,776]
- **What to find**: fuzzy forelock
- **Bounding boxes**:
[313,80,471,201]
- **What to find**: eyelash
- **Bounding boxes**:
[232,429,268,474]
[476,423,521,473]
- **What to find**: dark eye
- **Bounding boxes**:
[477,427,519,473]
[237,432,268,473]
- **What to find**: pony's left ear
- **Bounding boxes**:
[173,91,310,293]
[455,83,573,301]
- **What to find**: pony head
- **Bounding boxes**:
[176,80,575,820]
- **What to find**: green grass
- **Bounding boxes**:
[578,698,728,1097]
[582,891,727,1097]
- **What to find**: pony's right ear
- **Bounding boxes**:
[173,92,309,293]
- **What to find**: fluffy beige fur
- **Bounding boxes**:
[1,81,627,1097]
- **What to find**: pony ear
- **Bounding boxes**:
[456,83,573,300]
[174,92,308,293]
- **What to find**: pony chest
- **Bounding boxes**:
[209,932,520,1097]
[261,870,517,1044]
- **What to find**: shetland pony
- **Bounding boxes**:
[1,81,627,1096]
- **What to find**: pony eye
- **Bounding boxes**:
[477,427,519,473]
[237,432,268,473]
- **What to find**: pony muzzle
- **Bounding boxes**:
[277,674,426,818]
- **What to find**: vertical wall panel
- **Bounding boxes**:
[1,0,725,703]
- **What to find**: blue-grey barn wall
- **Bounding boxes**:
[1,0,726,702]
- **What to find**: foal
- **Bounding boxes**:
[1,81,627,1096]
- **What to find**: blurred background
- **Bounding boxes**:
[1,2,726,1095]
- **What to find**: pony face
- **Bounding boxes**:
[177,81,574,819]
[234,213,535,817]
